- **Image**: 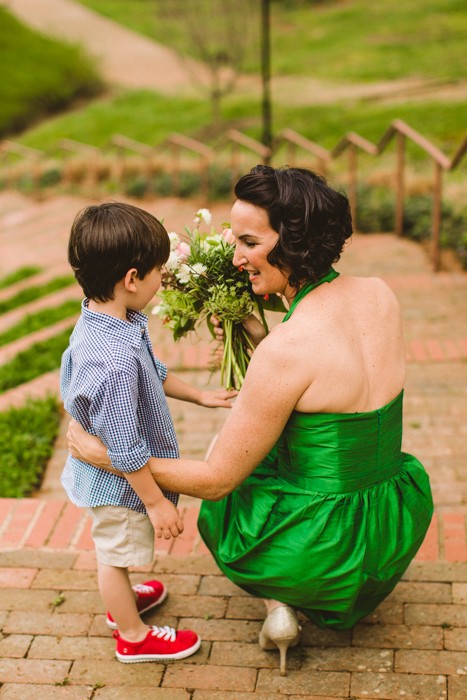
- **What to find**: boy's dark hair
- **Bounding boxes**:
[234,165,352,287]
[68,202,170,301]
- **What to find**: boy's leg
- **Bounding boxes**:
[97,562,149,643]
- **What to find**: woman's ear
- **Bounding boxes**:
[123,268,139,292]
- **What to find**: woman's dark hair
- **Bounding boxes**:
[68,202,170,301]
[234,165,352,286]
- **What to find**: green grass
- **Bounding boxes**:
[0,300,80,348]
[0,328,73,394]
[77,0,467,81]
[19,89,467,159]
[0,276,76,315]
[0,7,103,138]
[0,266,42,290]
[0,396,61,497]
[20,90,213,151]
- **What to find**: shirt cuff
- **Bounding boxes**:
[108,442,151,473]
[155,358,168,381]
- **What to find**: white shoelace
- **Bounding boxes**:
[149,625,176,642]
[133,583,155,595]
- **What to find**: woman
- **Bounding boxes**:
[68,165,433,675]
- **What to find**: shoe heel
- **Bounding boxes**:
[258,605,301,676]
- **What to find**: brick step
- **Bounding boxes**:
[0,497,465,562]
[0,265,72,303]
[0,315,79,365]
[0,498,209,556]
[0,283,82,334]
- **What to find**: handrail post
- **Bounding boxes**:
[287,141,296,167]
[432,161,443,272]
[348,144,358,229]
[395,132,405,236]
[171,143,180,197]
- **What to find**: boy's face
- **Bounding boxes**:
[130,266,162,311]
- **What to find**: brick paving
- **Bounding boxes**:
[0,192,466,698]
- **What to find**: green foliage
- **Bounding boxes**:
[0,300,80,347]
[0,327,73,393]
[0,266,41,290]
[0,396,61,497]
[356,185,467,268]
[0,276,76,315]
[0,7,103,138]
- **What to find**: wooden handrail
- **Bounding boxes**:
[225,129,271,160]
[331,132,378,157]
[450,134,467,169]
[166,133,213,159]
[275,128,330,161]
[0,140,43,159]
[110,134,155,157]
[2,123,464,272]
[58,138,100,156]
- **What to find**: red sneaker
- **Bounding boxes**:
[114,625,201,662]
[106,580,167,630]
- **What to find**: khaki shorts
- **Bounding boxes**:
[88,505,154,567]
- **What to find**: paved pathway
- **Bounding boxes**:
[0,191,466,698]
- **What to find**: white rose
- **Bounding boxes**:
[164,251,180,272]
[167,231,180,251]
[194,208,212,227]
[175,264,191,284]
[191,263,207,276]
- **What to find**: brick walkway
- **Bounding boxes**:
[0,192,466,698]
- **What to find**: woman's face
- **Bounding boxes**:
[230,200,294,300]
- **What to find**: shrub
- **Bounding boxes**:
[0,327,73,393]
[0,396,61,497]
[0,266,41,290]
[0,276,76,315]
[356,185,467,268]
[0,300,80,347]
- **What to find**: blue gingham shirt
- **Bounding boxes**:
[60,300,179,513]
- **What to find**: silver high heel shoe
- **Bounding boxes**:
[258,605,302,676]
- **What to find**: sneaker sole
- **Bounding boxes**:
[115,636,202,663]
[106,585,168,630]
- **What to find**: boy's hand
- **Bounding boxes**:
[198,388,237,408]
[147,500,184,539]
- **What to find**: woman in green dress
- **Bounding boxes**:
[68,165,433,675]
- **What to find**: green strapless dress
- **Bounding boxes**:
[198,269,434,630]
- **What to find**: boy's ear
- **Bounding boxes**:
[123,268,139,292]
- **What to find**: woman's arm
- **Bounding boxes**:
[68,328,309,500]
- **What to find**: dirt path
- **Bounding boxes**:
[3,0,466,105]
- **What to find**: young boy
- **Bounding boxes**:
[60,202,234,663]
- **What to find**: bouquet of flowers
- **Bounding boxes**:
[153,208,285,390]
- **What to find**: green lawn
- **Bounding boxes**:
[0,7,103,138]
[19,89,467,160]
[77,0,466,81]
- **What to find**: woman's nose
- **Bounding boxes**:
[232,247,246,267]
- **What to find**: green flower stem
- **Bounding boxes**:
[219,319,257,390]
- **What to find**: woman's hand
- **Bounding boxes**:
[67,418,111,468]
[211,314,267,348]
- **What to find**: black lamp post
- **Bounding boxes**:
[261,0,272,162]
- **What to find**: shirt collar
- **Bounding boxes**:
[81,299,148,349]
